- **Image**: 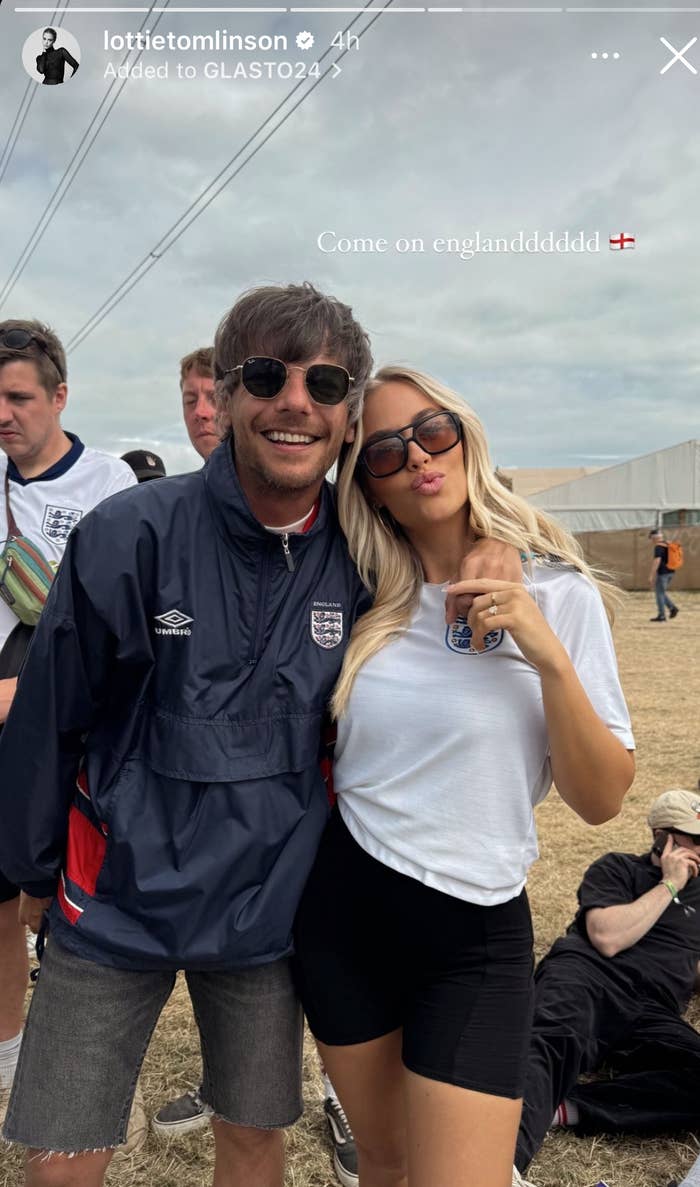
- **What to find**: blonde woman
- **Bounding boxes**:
[293,367,635,1187]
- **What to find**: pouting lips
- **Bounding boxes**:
[411,471,445,491]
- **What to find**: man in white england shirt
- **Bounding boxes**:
[0,319,135,1124]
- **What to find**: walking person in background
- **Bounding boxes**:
[649,528,680,622]
[293,365,636,1187]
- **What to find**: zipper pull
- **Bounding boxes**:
[281,533,295,573]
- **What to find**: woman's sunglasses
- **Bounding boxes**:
[0,328,65,382]
[359,410,463,479]
[227,356,353,407]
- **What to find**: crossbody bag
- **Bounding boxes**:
[0,471,55,626]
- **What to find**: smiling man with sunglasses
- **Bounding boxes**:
[216,345,357,530]
[0,284,521,1187]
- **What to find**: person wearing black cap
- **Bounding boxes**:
[120,450,166,484]
[514,788,700,1184]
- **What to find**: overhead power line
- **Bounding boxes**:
[66,0,394,353]
[0,0,71,189]
[0,81,35,188]
[0,0,171,313]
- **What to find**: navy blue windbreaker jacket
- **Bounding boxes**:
[0,442,370,970]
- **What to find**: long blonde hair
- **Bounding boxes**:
[332,365,620,718]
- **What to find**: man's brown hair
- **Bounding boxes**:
[0,318,66,393]
[179,347,214,389]
[213,283,373,433]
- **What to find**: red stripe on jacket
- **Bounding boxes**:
[65,804,107,898]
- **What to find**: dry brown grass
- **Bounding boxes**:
[1,592,698,1187]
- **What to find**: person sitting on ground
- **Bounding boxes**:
[514,787,700,1184]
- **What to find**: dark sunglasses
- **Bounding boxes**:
[227,356,353,407]
[359,410,463,479]
[0,328,65,382]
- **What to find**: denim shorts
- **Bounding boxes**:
[3,938,303,1152]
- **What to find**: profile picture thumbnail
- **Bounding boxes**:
[22,26,81,85]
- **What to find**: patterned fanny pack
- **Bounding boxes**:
[1,472,55,626]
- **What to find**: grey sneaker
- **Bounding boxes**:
[151,1087,213,1136]
[324,1096,358,1187]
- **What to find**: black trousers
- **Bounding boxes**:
[515,953,700,1172]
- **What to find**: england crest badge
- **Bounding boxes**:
[310,606,344,649]
[446,618,503,655]
[42,504,83,544]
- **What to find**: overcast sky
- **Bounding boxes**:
[0,1,698,475]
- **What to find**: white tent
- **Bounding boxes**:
[496,466,601,498]
[530,440,700,533]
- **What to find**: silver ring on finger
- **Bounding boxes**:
[489,603,498,617]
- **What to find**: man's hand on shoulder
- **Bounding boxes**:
[444,540,522,646]
[19,891,53,934]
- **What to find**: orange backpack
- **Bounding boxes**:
[666,540,684,571]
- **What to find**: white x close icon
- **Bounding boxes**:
[660,36,698,74]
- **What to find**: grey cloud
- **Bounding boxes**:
[0,8,698,466]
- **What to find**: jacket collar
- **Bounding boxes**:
[203,438,336,550]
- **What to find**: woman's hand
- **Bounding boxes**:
[448,577,634,824]
[445,542,522,630]
[445,578,568,669]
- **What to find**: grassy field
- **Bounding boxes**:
[2,591,698,1187]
